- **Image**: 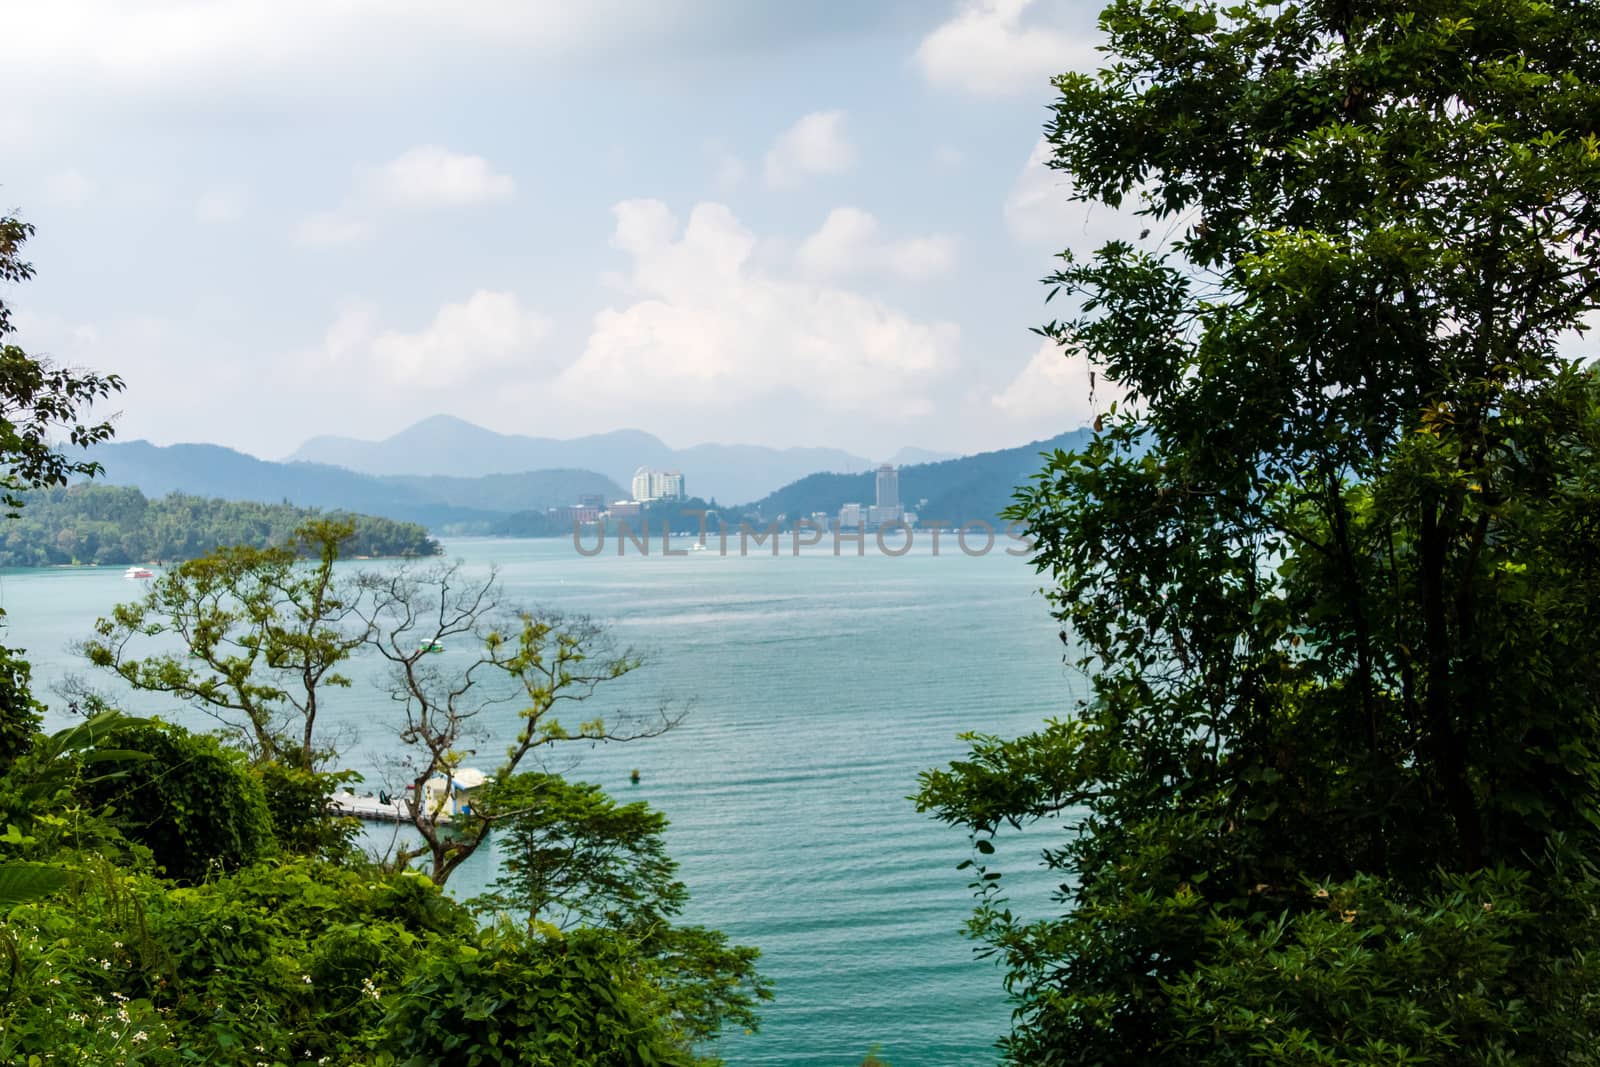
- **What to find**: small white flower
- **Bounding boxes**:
[132,1031,148,1044]
[302,974,312,985]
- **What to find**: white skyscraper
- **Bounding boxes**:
[632,466,686,503]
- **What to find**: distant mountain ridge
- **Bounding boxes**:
[74,429,1084,541]
[286,415,943,504]
[82,441,621,530]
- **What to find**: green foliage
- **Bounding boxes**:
[0,625,43,773]
[254,761,360,860]
[382,925,695,1067]
[477,775,771,1048]
[482,774,682,930]
[0,213,123,511]
[0,856,475,1064]
[1157,865,1600,1066]
[75,719,273,883]
[84,520,371,768]
[920,0,1600,1063]
[0,483,439,566]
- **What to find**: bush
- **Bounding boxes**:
[77,719,273,882]
[383,925,695,1067]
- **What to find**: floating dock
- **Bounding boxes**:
[328,790,450,823]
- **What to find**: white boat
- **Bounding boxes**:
[123,566,155,580]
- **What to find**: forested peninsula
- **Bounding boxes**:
[0,485,440,566]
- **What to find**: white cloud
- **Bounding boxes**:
[555,199,958,417]
[373,145,514,207]
[916,0,1098,96]
[991,338,1117,425]
[315,291,552,388]
[195,185,248,224]
[797,207,956,282]
[45,168,95,204]
[0,4,692,101]
[764,111,855,188]
[293,211,373,248]
[1004,137,1150,249]
[294,145,512,247]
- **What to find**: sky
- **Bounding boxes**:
[1,0,1144,462]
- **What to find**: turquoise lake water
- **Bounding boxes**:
[2,537,1086,1066]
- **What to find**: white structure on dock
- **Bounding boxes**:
[329,767,489,824]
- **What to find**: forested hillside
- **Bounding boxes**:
[0,485,440,566]
[740,430,1091,524]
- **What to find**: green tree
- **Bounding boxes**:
[477,774,771,1049]
[919,1,1600,1063]
[0,212,122,768]
[482,774,681,931]
[83,518,369,770]
[0,214,122,510]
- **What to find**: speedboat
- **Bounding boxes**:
[123,566,155,580]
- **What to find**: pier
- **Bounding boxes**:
[328,790,451,823]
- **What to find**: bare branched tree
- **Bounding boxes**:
[355,561,681,885]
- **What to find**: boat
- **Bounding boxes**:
[123,566,155,580]
[690,542,708,552]
[417,642,445,655]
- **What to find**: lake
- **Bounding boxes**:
[2,536,1084,1066]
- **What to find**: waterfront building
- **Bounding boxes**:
[632,466,686,503]
[875,464,899,510]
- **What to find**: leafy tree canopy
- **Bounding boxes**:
[920,0,1600,1063]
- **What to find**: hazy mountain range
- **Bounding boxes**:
[287,415,954,505]
[83,440,621,530]
[76,416,1081,535]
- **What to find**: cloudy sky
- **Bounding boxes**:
[2,0,1136,462]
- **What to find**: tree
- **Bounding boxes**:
[918,2,1600,1063]
[481,773,681,931]
[83,518,369,770]
[0,213,123,510]
[355,562,682,885]
[476,774,771,1049]
[0,211,122,767]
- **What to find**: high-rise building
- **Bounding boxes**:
[875,464,899,510]
[631,466,686,503]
